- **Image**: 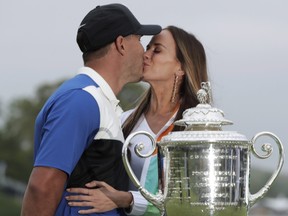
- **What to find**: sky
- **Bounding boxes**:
[0,0,287,175]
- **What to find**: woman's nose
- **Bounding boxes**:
[144,50,151,59]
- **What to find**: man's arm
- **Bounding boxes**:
[21,166,68,216]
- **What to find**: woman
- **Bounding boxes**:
[65,25,209,215]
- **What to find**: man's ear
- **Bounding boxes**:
[114,36,125,56]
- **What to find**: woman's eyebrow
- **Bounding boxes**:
[148,42,167,49]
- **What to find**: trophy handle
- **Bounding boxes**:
[249,131,285,207]
[122,131,165,215]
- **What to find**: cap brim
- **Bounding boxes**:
[136,25,162,36]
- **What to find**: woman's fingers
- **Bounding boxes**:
[78,208,98,214]
[65,189,118,214]
[65,194,91,201]
[85,180,109,188]
[65,182,118,213]
[66,201,104,214]
[67,200,91,207]
[85,180,99,188]
[66,187,90,194]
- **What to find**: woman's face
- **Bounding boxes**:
[143,29,183,84]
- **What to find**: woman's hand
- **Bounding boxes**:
[66,181,117,214]
[66,180,133,214]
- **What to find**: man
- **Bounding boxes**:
[21,3,161,216]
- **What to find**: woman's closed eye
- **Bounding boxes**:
[153,48,161,53]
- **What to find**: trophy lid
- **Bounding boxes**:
[175,82,233,131]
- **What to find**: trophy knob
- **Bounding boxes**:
[175,82,232,130]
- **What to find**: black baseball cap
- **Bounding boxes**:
[77,3,162,53]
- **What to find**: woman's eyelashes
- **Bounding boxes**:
[153,48,161,53]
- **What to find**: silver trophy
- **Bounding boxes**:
[122,82,284,216]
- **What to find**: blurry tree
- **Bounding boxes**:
[0,80,65,182]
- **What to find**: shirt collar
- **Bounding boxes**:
[77,67,123,116]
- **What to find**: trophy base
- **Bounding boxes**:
[165,199,248,216]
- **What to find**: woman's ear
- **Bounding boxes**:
[175,61,185,76]
[176,68,185,76]
[115,36,125,56]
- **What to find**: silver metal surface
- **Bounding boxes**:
[122,82,284,216]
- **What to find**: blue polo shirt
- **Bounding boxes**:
[34,67,126,216]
